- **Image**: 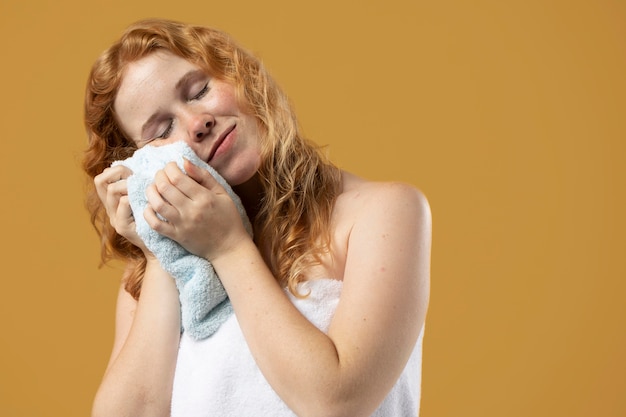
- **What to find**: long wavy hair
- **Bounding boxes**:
[83,19,341,299]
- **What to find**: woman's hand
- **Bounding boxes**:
[143,159,250,261]
[94,165,151,256]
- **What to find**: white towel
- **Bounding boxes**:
[112,141,253,340]
[171,278,424,416]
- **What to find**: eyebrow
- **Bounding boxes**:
[140,69,207,138]
[175,69,206,90]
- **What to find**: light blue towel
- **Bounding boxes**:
[112,141,252,340]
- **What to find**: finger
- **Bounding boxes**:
[113,195,135,234]
[162,160,216,200]
[161,161,199,199]
[184,159,221,191]
[103,180,129,219]
[95,165,133,202]
[118,194,133,217]
[96,165,133,187]
[146,182,180,223]
[114,165,133,180]
[143,204,175,237]
[106,179,128,197]
[153,164,201,207]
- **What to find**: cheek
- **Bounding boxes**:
[243,153,262,181]
[214,84,240,110]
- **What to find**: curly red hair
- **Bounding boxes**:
[83,19,341,299]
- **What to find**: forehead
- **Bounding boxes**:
[121,50,198,88]
[113,51,201,138]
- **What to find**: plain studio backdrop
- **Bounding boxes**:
[0,1,624,416]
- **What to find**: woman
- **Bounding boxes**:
[84,18,431,417]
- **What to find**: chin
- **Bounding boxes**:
[220,155,261,187]
[221,165,259,187]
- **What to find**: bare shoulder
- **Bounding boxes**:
[337,171,431,226]
[321,171,431,281]
[330,172,431,348]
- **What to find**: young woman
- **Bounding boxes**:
[83,18,431,417]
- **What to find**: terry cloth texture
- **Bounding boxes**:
[171,279,424,416]
[112,141,252,340]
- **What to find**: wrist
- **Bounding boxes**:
[203,230,254,262]
[144,253,162,270]
[210,236,259,272]
[141,255,177,287]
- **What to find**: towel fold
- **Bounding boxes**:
[112,141,252,340]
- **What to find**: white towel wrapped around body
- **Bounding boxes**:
[171,278,424,416]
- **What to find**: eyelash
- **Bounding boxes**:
[191,83,209,100]
[157,120,174,139]
[154,82,209,140]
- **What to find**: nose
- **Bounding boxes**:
[187,112,215,142]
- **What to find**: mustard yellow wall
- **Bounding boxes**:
[1,0,624,415]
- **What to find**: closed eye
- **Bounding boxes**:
[190,83,209,101]
[156,119,174,139]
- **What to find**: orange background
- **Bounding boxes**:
[1,1,624,416]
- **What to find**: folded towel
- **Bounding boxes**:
[112,141,252,340]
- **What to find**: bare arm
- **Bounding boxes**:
[91,165,181,417]
[92,261,180,417]
[147,162,431,417]
[213,184,430,417]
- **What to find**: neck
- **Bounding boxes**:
[232,172,264,224]
[232,173,271,261]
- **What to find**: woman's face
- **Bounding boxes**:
[114,50,262,186]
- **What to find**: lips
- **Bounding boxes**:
[208,124,236,162]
